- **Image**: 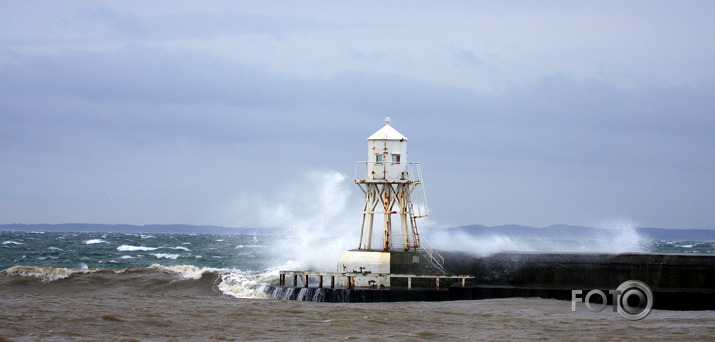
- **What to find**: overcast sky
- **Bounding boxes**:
[1,1,714,230]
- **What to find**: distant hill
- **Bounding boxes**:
[451,224,715,241]
[3,223,714,241]
[0,223,283,235]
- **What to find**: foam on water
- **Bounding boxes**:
[84,239,108,244]
[151,253,180,259]
[3,240,24,245]
[3,265,100,282]
[217,267,281,299]
[117,245,157,251]
[147,264,222,280]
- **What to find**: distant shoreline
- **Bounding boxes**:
[0,223,281,235]
[2,223,714,241]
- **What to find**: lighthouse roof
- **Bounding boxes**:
[367,117,408,141]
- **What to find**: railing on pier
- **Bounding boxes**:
[417,238,445,272]
[279,271,474,290]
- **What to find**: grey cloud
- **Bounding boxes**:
[3,44,712,175]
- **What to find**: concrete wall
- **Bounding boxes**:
[336,250,445,288]
[442,252,715,291]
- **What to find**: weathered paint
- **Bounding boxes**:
[356,118,431,253]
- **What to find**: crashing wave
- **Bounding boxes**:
[146,264,222,279]
[2,266,100,282]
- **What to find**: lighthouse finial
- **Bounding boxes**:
[385,117,391,125]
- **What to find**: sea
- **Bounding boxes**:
[2,230,714,341]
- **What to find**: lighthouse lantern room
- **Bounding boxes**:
[355,117,429,251]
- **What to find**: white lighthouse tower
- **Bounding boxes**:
[356,117,428,251]
[337,118,443,287]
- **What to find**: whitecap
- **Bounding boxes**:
[680,244,693,248]
[120,255,134,259]
[217,267,281,299]
[151,253,179,259]
[3,240,24,245]
[48,247,63,251]
[140,235,155,239]
[148,264,223,279]
[117,245,157,252]
[3,266,98,282]
[170,246,191,251]
[84,239,108,245]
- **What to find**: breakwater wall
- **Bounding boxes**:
[441,252,715,291]
[267,252,715,309]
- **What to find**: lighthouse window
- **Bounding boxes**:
[392,154,401,164]
[376,154,383,164]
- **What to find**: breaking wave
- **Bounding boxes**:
[2,265,102,282]
[1,264,280,299]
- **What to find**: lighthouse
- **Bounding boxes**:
[336,118,444,287]
[356,117,428,251]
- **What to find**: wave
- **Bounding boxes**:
[151,253,180,259]
[3,240,24,245]
[0,264,280,299]
[2,265,102,282]
[84,239,108,244]
[217,267,280,299]
[117,245,157,251]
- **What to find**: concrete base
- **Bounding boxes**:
[336,249,444,288]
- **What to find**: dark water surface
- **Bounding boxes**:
[1,283,713,341]
[1,231,713,341]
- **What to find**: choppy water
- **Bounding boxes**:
[1,231,279,270]
[3,231,713,271]
[1,231,714,341]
